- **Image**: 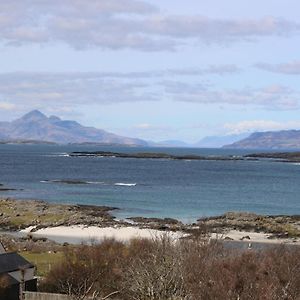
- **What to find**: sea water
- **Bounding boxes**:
[0,144,299,223]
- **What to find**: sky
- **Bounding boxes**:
[0,0,300,143]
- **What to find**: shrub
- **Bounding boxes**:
[41,236,300,300]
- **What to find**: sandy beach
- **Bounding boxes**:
[20,225,184,244]
[19,225,300,246]
[1,198,299,246]
[212,230,300,245]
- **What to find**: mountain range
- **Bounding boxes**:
[223,130,300,149]
[0,110,148,146]
[2,110,300,149]
[194,133,250,148]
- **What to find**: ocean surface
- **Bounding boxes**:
[0,144,299,223]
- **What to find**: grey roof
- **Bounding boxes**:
[0,242,5,254]
[0,273,19,286]
[0,252,34,274]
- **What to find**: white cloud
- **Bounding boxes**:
[256,61,300,74]
[164,83,300,110]
[0,102,15,110]
[0,72,298,112]
[0,1,299,51]
[223,120,300,134]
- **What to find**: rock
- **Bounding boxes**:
[240,235,251,241]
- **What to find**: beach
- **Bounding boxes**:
[19,225,184,244]
[1,198,300,248]
[17,224,300,246]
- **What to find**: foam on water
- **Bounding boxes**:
[114,183,137,187]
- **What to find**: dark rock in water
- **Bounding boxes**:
[128,216,182,225]
[0,183,18,191]
[0,187,17,191]
[44,179,89,185]
[240,235,251,241]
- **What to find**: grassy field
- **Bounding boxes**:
[21,251,64,276]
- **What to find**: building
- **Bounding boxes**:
[0,242,5,254]
[0,243,37,300]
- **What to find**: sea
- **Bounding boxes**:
[0,144,300,223]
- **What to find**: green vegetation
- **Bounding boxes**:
[0,198,115,230]
[21,251,64,276]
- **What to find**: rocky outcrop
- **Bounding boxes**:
[0,199,118,230]
[198,212,300,238]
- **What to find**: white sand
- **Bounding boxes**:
[212,230,300,245]
[19,226,300,246]
[20,225,182,244]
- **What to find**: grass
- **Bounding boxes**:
[0,199,73,228]
[21,251,64,276]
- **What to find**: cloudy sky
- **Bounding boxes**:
[1,0,300,142]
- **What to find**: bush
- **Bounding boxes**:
[41,235,300,300]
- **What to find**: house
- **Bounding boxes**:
[0,244,37,300]
[0,242,5,254]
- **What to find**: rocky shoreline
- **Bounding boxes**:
[245,152,300,162]
[1,198,300,242]
[0,198,119,231]
[197,212,300,239]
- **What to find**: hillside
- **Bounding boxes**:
[0,110,148,146]
[224,130,300,149]
[195,133,249,148]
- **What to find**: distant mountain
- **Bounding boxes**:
[194,133,250,148]
[223,130,300,149]
[0,110,148,146]
[148,140,190,148]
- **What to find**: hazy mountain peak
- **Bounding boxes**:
[2,110,148,146]
[223,129,300,149]
[49,115,61,123]
[194,133,250,148]
[21,110,47,121]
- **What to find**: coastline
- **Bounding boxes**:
[1,198,300,247]
[15,225,300,246]
[19,225,184,244]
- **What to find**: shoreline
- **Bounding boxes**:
[3,225,298,248]
[1,198,300,247]
[19,225,184,244]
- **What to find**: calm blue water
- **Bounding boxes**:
[0,144,299,223]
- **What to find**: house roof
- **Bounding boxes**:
[0,242,5,254]
[0,273,19,286]
[0,253,34,274]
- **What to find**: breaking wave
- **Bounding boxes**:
[40,179,137,187]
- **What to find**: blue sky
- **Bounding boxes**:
[0,0,300,142]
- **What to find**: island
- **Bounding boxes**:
[69,150,247,161]
[245,152,300,162]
